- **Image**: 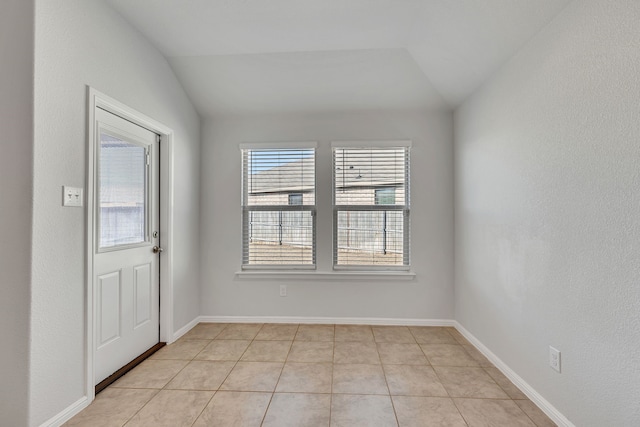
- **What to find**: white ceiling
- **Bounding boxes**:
[106,0,571,115]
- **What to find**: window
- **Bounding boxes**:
[288,193,303,205]
[98,134,148,248]
[332,142,410,269]
[375,187,396,205]
[241,144,316,268]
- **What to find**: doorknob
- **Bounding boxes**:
[152,246,164,254]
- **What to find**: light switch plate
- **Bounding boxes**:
[63,186,83,207]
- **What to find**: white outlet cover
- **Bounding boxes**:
[549,346,561,373]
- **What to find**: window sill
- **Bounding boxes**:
[235,270,416,281]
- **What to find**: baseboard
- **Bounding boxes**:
[39,396,89,427]
[198,315,455,326]
[172,316,202,342]
[453,321,575,427]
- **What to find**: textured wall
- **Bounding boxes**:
[0,1,34,425]
[454,1,640,425]
[31,0,201,424]
[201,109,454,320]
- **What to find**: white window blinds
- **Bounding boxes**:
[241,146,316,268]
[332,143,410,268]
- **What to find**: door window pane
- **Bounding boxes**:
[99,133,147,249]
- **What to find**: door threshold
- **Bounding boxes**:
[95,342,166,395]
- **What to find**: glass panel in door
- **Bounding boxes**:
[98,133,148,249]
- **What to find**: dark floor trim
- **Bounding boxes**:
[95,342,166,395]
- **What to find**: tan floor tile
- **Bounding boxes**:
[330,394,397,427]
[383,365,448,397]
[181,323,227,340]
[514,400,557,427]
[454,398,536,426]
[111,359,188,389]
[288,341,334,362]
[463,344,494,367]
[241,340,292,362]
[332,363,388,395]
[446,328,471,345]
[484,367,527,399]
[421,344,479,367]
[334,342,380,364]
[372,326,416,343]
[295,324,335,341]
[255,324,299,340]
[165,360,235,390]
[377,343,428,365]
[195,339,251,361]
[276,362,333,393]
[216,323,263,340]
[64,388,158,426]
[67,323,554,427]
[220,362,283,392]
[392,396,467,427]
[434,366,509,399]
[409,327,459,345]
[124,390,213,427]
[192,391,271,427]
[263,393,331,427]
[149,340,210,360]
[335,325,374,342]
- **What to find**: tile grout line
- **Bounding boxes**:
[187,323,232,427]
[429,330,470,426]
[329,324,336,427]
[258,323,299,426]
[379,333,401,427]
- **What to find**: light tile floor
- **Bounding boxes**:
[65,324,556,427]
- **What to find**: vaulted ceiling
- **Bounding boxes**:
[106,0,571,116]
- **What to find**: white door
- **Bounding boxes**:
[94,107,160,384]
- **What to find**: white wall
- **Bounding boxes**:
[31,0,201,424]
[201,110,454,320]
[454,1,640,425]
[0,1,34,425]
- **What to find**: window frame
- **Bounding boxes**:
[331,141,411,271]
[240,142,317,270]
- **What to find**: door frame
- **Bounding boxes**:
[85,87,175,403]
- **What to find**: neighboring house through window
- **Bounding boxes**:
[375,187,396,205]
[288,193,303,205]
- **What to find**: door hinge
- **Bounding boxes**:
[146,152,150,165]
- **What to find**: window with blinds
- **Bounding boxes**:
[332,143,410,269]
[241,144,316,268]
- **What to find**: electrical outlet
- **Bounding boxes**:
[549,346,561,372]
[279,285,287,297]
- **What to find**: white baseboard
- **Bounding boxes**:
[453,321,574,427]
[198,315,455,327]
[39,396,88,427]
[171,316,202,342]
